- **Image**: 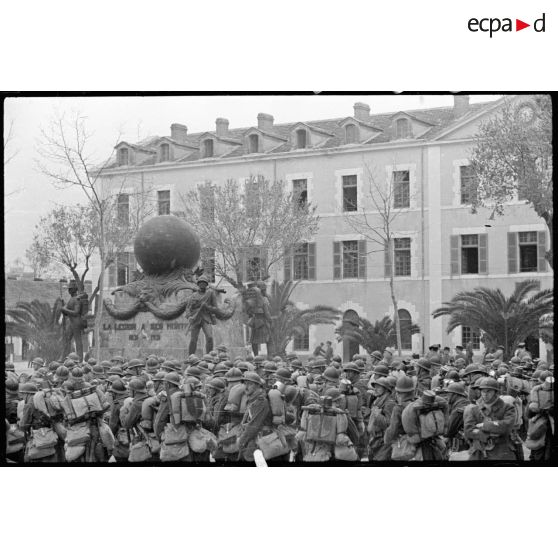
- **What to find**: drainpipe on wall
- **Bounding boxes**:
[421,145,426,354]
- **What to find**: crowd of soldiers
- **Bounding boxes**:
[4,341,554,463]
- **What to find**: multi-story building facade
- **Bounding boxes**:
[97,95,552,360]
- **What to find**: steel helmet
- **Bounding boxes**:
[323,367,340,382]
[479,377,500,391]
[225,367,243,382]
[236,361,250,372]
[48,361,60,372]
[110,379,128,394]
[67,352,80,362]
[416,358,431,371]
[371,350,382,360]
[371,377,393,391]
[243,372,264,386]
[332,355,342,363]
[63,359,76,369]
[153,370,167,382]
[6,378,19,394]
[56,365,70,379]
[111,355,125,364]
[395,375,415,393]
[274,368,293,382]
[203,354,214,363]
[19,382,38,395]
[107,375,121,384]
[311,358,327,369]
[71,368,84,378]
[101,360,112,370]
[198,361,209,370]
[146,357,160,372]
[343,362,360,374]
[128,378,147,393]
[373,364,389,377]
[87,358,97,366]
[92,365,105,377]
[160,360,176,372]
[207,378,226,392]
[263,362,277,373]
[127,358,144,369]
[186,366,202,378]
[462,363,485,376]
[164,372,182,387]
[109,366,123,377]
[445,370,460,382]
[184,377,203,390]
[445,382,467,397]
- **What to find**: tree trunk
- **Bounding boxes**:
[94,221,106,361]
[388,248,402,356]
[545,216,553,269]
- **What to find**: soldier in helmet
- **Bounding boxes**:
[5,378,25,462]
[464,377,516,460]
[442,382,469,454]
[383,375,417,457]
[108,379,130,462]
[367,376,396,461]
[187,275,218,356]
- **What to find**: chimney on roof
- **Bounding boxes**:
[170,123,188,144]
[216,118,229,136]
[353,102,370,121]
[453,95,470,117]
[257,113,274,131]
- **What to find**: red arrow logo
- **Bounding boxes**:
[516,19,530,31]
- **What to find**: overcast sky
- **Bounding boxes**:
[4,94,501,268]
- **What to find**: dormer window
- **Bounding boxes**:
[118,148,129,166]
[160,143,170,162]
[296,129,307,149]
[345,124,358,144]
[248,134,259,154]
[202,139,214,158]
[395,118,411,139]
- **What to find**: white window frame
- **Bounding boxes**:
[334,168,363,214]
[391,231,419,279]
[386,163,417,210]
[285,172,314,205]
[155,184,175,216]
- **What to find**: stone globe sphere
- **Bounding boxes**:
[134,215,201,275]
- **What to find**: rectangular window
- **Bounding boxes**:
[118,148,129,166]
[293,179,308,207]
[293,243,309,280]
[114,252,136,287]
[117,193,129,226]
[342,240,359,279]
[160,143,170,162]
[460,165,476,205]
[393,170,410,208]
[394,237,411,276]
[462,326,480,350]
[244,247,267,282]
[342,175,358,212]
[461,234,479,274]
[158,190,171,215]
[293,326,310,351]
[201,247,216,282]
[518,231,538,272]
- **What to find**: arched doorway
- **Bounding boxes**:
[342,309,360,362]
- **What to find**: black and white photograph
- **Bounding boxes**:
[4,93,554,465]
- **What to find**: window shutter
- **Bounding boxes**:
[333,241,341,280]
[384,239,392,278]
[450,235,459,276]
[507,232,518,274]
[537,231,547,272]
[358,240,367,279]
[108,263,116,287]
[478,234,488,274]
[284,247,292,282]
[308,243,316,280]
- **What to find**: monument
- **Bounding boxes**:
[101,215,236,360]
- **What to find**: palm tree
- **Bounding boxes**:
[336,315,420,356]
[5,298,65,363]
[432,280,553,361]
[267,280,340,357]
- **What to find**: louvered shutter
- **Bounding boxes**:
[537,231,547,272]
[384,239,392,278]
[478,234,488,274]
[358,240,367,279]
[507,232,518,274]
[284,247,292,281]
[333,242,341,280]
[308,243,316,280]
[450,235,459,276]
